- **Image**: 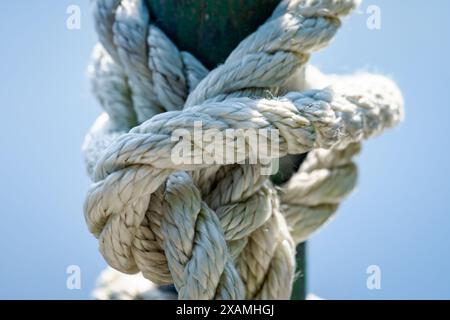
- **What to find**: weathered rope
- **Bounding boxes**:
[84,0,403,300]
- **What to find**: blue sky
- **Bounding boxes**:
[0,0,449,299]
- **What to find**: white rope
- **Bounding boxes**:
[92,267,177,300]
[83,0,403,300]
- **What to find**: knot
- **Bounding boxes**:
[83,0,403,300]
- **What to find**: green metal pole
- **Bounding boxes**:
[146,0,306,300]
[146,0,280,69]
[291,242,306,300]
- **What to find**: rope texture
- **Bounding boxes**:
[84,0,404,300]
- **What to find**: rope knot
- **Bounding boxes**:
[84,0,403,300]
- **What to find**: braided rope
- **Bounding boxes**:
[83,0,403,300]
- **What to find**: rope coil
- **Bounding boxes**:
[84,0,404,300]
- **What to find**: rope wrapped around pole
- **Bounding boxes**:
[83,0,404,300]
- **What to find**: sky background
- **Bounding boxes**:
[0,0,449,299]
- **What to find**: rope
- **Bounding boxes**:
[83,0,404,300]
